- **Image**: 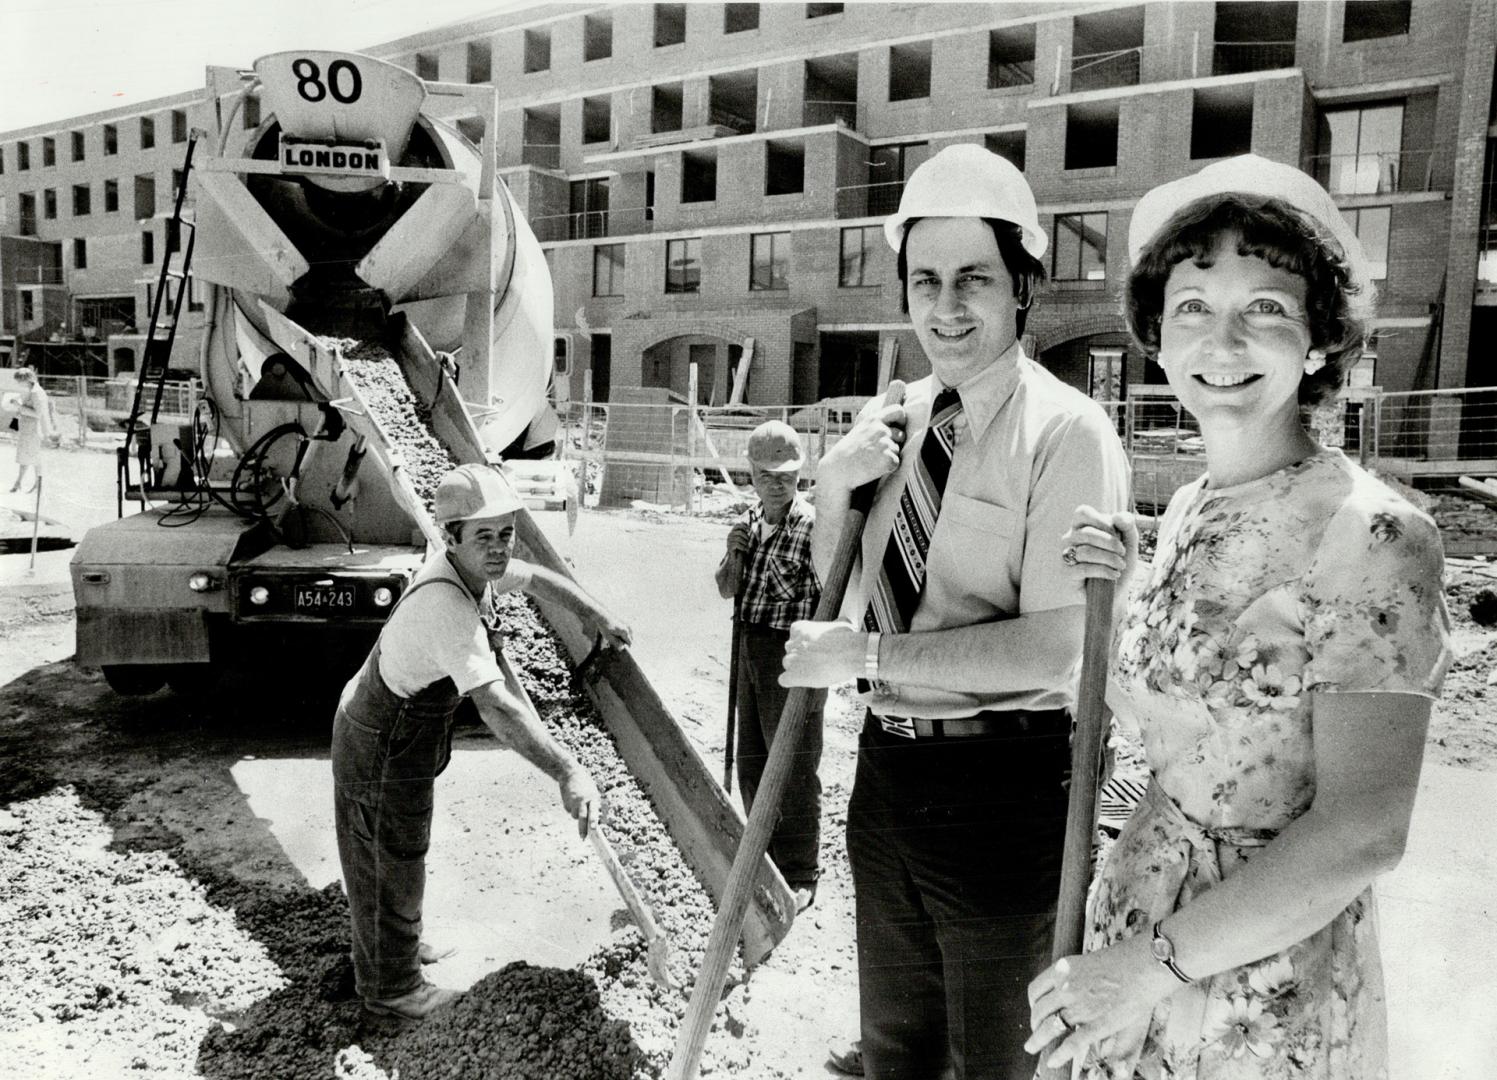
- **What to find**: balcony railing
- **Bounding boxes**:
[1213,40,1296,76]
[11,266,64,286]
[802,99,858,128]
[1304,149,1438,196]
[1069,46,1141,92]
[527,205,654,242]
[835,180,904,219]
[708,105,755,136]
[988,59,1035,89]
[568,210,610,241]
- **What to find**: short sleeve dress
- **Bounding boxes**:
[1082,447,1452,1080]
[15,383,52,467]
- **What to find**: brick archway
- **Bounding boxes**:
[636,324,749,356]
[1030,312,1128,356]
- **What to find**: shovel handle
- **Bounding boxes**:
[589,826,669,958]
[667,380,907,1080]
[724,591,744,793]
[1035,574,1115,1079]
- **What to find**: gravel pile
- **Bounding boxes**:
[334,340,741,1076]
[0,788,284,1078]
[1425,491,1497,548]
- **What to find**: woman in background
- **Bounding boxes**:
[8,366,53,494]
[1026,155,1452,1079]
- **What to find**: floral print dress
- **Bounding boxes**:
[1083,447,1452,1080]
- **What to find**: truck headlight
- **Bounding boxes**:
[372,586,394,608]
[188,572,214,592]
[249,586,270,606]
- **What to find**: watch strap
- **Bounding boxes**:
[1151,920,1194,984]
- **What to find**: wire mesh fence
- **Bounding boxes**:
[554,386,1497,514]
[19,374,202,446]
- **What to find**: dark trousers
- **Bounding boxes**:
[847,711,1071,1080]
[735,621,826,889]
[332,688,459,1001]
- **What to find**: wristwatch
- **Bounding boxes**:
[1150,920,1194,984]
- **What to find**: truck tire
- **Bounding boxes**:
[101,665,167,695]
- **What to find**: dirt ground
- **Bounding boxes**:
[1,438,1495,1079]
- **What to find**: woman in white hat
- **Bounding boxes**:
[1025,156,1452,1078]
[7,366,54,494]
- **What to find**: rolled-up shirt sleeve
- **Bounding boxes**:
[1019,407,1131,614]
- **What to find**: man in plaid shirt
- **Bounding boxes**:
[715,420,825,912]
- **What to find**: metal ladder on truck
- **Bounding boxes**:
[117,133,199,517]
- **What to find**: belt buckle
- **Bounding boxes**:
[879,714,916,739]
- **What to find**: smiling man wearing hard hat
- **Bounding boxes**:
[782,144,1131,1079]
[331,463,631,1022]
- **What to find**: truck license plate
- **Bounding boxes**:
[294,583,356,612]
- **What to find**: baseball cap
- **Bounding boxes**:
[746,420,805,473]
[883,143,1046,259]
[1127,154,1372,292]
[433,463,524,524]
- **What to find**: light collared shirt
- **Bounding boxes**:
[839,341,1131,717]
[377,551,532,698]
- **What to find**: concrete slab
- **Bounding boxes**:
[229,744,623,988]
[1380,763,1497,1080]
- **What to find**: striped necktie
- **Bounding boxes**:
[864,386,963,639]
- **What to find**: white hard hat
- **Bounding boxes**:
[883,143,1046,260]
[1127,154,1372,293]
[433,463,524,524]
[746,420,805,473]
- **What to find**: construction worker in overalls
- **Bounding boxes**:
[332,463,630,1020]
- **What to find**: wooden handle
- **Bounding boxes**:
[1036,575,1115,1079]
[723,594,744,792]
[666,379,906,1080]
[589,826,667,950]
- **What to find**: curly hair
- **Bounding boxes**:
[1125,194,1373,406]
[896,217,1048,337]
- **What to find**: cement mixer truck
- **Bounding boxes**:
[70,52,565,694]
[67,51,799,970]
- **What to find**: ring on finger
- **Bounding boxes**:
[1061,546,1079,567]
[1056,1008,1076,1034]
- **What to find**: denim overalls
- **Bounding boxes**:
[331,574,478,1001]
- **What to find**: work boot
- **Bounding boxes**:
[364,980,459,1020]
[827,1038,864,1076]
[792,882,817,914]
[417,941,456,965]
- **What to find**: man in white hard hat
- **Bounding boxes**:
[783,144,1131,1078]
[331,462,630,1021]
[715,420,825,913]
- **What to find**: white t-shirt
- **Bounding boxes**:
[376,552,533,698]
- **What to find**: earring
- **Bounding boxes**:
[1304,349,1326,376]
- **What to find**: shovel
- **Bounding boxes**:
[567,634,674,988]
[1035,575,1115,1080]
[723,584,745,793]
[590,824,675,989]
[666,380,908,1080]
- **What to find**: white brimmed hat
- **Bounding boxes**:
[434,463,524,524]
[1127,154,1371,289]
[883,144,1047,260]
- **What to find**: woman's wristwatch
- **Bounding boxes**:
[1151,920,1195,984]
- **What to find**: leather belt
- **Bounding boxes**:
[874,709,1069,740]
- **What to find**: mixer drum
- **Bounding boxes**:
[193,51,552,456]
